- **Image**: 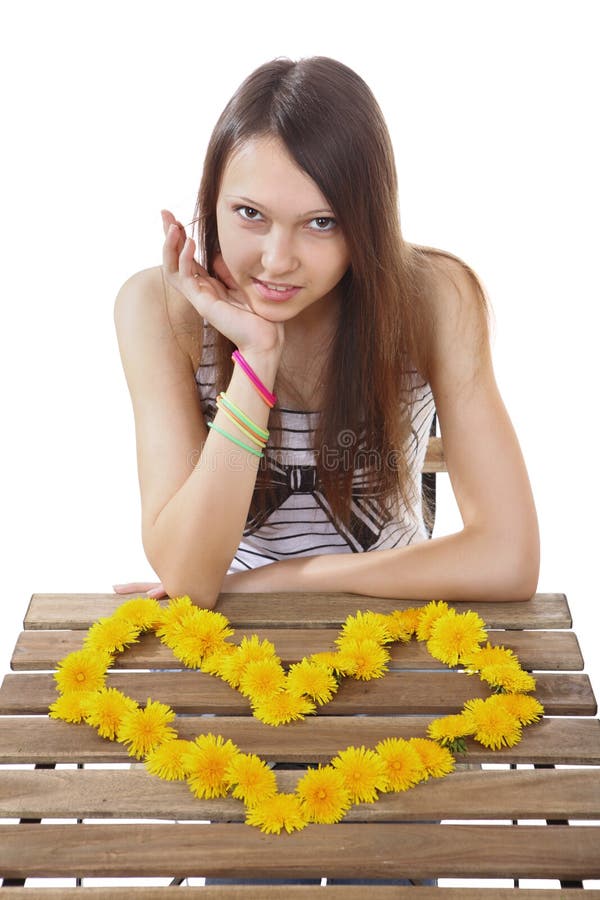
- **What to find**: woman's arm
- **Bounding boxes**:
[220,257,540,601]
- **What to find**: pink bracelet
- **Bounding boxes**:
[231,350,277,408]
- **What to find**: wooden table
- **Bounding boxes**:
[1,590,600,896]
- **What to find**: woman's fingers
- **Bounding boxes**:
[112,581,169,598]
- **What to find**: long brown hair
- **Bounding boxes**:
[191,56,490,532]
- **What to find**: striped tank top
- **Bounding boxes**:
[195,325,436,574]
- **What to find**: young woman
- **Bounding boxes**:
[113,55,539,608]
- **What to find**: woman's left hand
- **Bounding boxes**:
[112,581,168,599]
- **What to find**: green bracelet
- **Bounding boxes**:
[207,421,264,458]
[217,392,270,440]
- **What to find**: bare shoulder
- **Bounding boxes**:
[114,265,203,372]
[412,246,493,387]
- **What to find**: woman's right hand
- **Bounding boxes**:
[161,209,284,358]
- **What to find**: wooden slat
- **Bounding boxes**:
[1,822,599,879]
[10,628,584,672]
[2,715,599,766]
[1,670,594,717]
[24,592,572,631]
[2,767,599,822]
[423,435,445,472]
[4,890,600,899]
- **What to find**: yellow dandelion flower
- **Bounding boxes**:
[238,658,287,702]
[427,609,487,667]
[145,739,194,781]
[308,651,349,677]
[463,697,522,750]
[218,635,280,689]
[84,688,139,739]
[286,659,338,705]
[155,595,194,641]
[492,692,544,725]
[225,752,278,806]
[375,738,426,791]
[337,610,392,646]
[84,616,141,654]
[384,609,418,642]
[427,713,474,747]
[49,691,95,723]
[54,649,112,695]
[296,765,352,824]
[245,792,308,834]
[167,608,234,668]
[117,698,177,759]
[200,644,236,676]
[415,600,450,641]
[252,690,316,726]
[461,642,518,672]
[479,662,536,694]
[335,638,390,680]
[111,596,164,630]
[408,738,456,778]
[183,733,240,799]
[331,746,388,803]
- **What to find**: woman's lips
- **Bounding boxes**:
[252,278,302,302]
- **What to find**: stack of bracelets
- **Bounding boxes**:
[206,350,276,459]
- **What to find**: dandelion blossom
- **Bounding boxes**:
[463,697,522,750]
[167,608,234,668]
[427,609,486,667]
[427,714,474,748]
[480,663,536,694]
[252,690,316,726]
[54,649,112,695]
[286,659,338,705]
[225,752,277,806]
[416,601,450,641]
[155,595,194,642]
[335,638,390,680]
[218,636,279,689]
[111,596,164,630]
[375,738,426,791]
[145,739,194,781]
[238,658,287,702]
[385,609,418,642]
[331,746,388,803]
[84,616,141,654]
[84,687,139,739]
[494,692,544,725]
[246,793,308,834]
[462,642,518,672]
[408,738,455,778]
[183,733,240,799]
[117,698,177,759]
[200,644,236,676]
[49,691,95,723]
[337,610,392,646]
[296,765,352,824]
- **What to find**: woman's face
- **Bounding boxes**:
[215,135,351,327]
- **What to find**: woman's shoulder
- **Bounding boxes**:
[114,265,203,371]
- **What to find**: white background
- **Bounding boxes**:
[1,1,598,888]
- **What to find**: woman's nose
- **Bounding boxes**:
[261,228,299,277]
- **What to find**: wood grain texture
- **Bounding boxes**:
[24,592,571,630]
[4,890,600,899]
[10,628,584,672]
[1,715,599,766]
[1,822,599,879]
[1,670,594,717]
[2,767,599,821]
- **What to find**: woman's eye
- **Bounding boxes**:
[235,206,262,222]
[311,217,337,232]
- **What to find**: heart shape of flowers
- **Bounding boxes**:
[49,596,544,834]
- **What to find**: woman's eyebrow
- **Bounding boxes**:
[225,195,334,217]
